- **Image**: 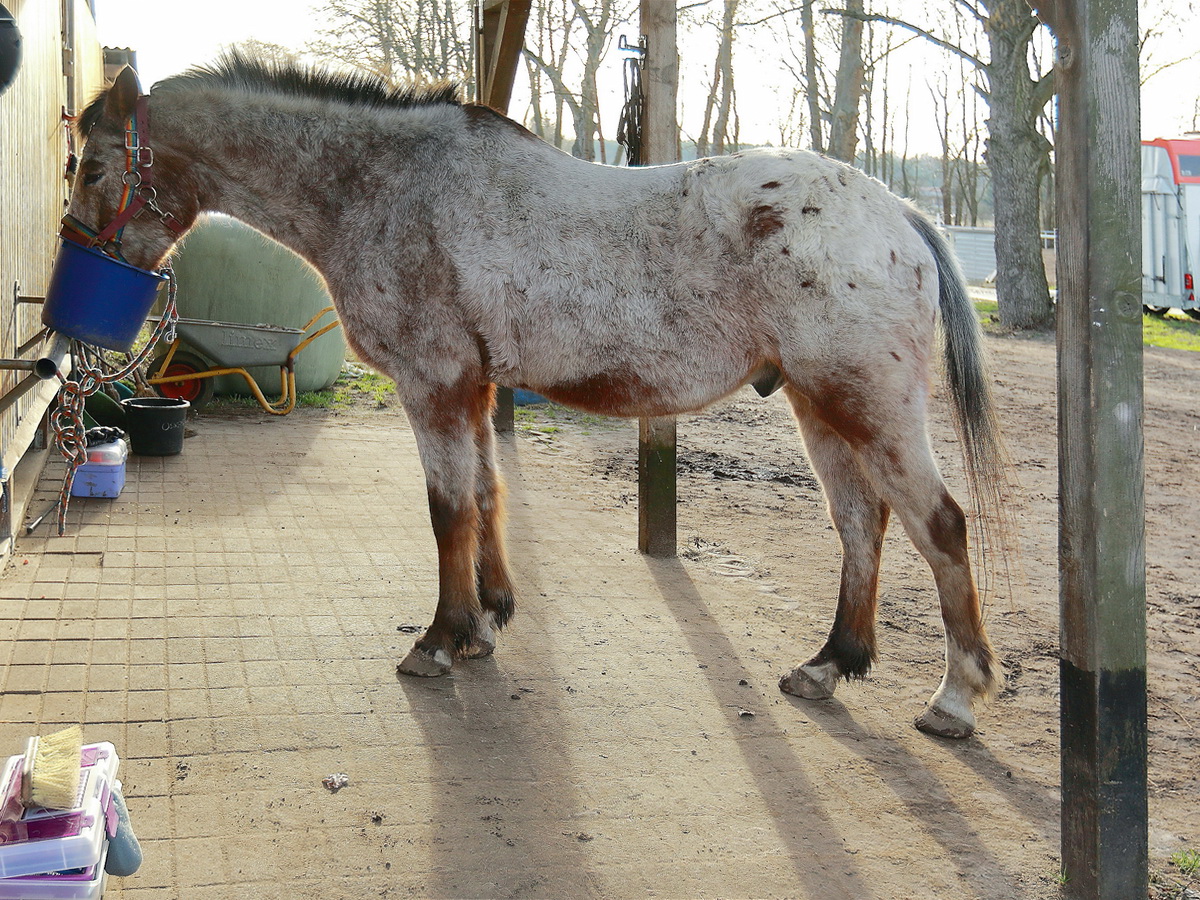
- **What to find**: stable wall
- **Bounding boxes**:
[0,0,104,554]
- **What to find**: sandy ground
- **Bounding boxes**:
[503,328,1199,893]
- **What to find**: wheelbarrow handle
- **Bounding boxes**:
[288,306,340,364]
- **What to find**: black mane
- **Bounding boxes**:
[80,51,461,135]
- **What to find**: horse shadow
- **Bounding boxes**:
[793,693,1060,894]
[394,441,603,899]
[641,557,878,899]
[645,556,1047,900]
[396,658,604,899]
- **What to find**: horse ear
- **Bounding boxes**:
[104,66,141,120]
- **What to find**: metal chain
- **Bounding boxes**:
[50,269,179,535]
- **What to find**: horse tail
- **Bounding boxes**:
[905,207,1012,588]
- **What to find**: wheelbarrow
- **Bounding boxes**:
[147,306,340,415]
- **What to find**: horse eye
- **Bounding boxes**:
[83,172,103,186]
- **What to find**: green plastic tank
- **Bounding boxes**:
[168,215,345,396]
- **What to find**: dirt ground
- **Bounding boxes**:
[500,328,1199,894]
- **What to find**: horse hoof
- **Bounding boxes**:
[462,621,497,659]
[914,703,976,739]
[397,646,453,677]
[779,664,836,700]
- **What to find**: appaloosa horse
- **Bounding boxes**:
[63,54,1008,737]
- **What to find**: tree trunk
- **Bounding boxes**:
[712,0,739,155]
[802,0,824,152]
[827,0,865,162]
[983,0,1054,330]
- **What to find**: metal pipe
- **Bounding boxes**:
[0,334,70,418]
[0,372,49,418]
[0,357,60,378]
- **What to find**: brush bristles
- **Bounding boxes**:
[24,725,83,810]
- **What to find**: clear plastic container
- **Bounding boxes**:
[84,440,128,466]
[0,845,108,899]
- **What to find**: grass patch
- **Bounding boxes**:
[300,365,394,409]
[202,363,394,412]
[514,400,619,438]
[1152,847,1200,899]
[973,300,1200,352]
[1143,311,1200,352]
[1171,848,1200,878]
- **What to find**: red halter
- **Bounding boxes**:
[60,95,187,262]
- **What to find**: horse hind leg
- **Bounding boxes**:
[783,372,1000,738]
[779,388,890,700]
[907,488,1001,737]
[463,386,517,659]
[846,410,998,736]
[396,378,496,677]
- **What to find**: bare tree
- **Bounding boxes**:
[694,0,741,157]
[980,0,1054,329]
[307,0,471,83]
[763,0,856,156]
[826,0,864,162]
[826,1,1054,330]
[523,0,574,147]
[1138,0,1197,87]
[226,39,303,68]
[524,0,632,161]
[802,0,825,152]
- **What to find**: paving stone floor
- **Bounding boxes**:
[0,407,1059,899]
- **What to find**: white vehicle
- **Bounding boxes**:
[1142,136,1200,318]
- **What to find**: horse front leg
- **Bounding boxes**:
[397,384,492,678]
[463,389,517,659]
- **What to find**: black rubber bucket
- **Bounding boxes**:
[121,397,189,456]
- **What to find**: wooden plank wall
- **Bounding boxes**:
[0,0,103,524]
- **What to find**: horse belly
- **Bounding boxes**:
[526,362,741,418]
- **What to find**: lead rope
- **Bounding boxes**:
[50,268,179,535]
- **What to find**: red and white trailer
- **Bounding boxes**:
[1142,136,1200,317]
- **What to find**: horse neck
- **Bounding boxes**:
[155,92,458,266]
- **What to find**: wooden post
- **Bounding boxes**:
[474,0,532,434]
[474,0,531,115]
[637,0,679,557]
[1033,1,1148,896]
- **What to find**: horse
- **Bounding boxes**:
[64,54,1008,738]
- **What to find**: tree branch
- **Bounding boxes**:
[818,8,987,71]
[521,48,583,116]
[1031,69,1056,113]
[954,0,986,26]
[736,6,805,28]
[1140,53,1196,88]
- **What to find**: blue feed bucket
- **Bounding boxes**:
[42,239,168,351]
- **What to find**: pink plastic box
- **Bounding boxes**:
[0,742,120,896]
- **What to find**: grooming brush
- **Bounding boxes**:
[19,725,83,810]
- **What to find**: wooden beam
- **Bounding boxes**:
[475,0,531,112]
[474,0,531,432]
[1034,0,1148,895]
[637,0,680,558]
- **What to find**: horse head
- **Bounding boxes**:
[65,66,194,272]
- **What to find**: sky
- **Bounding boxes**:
[92,0,1200,158]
